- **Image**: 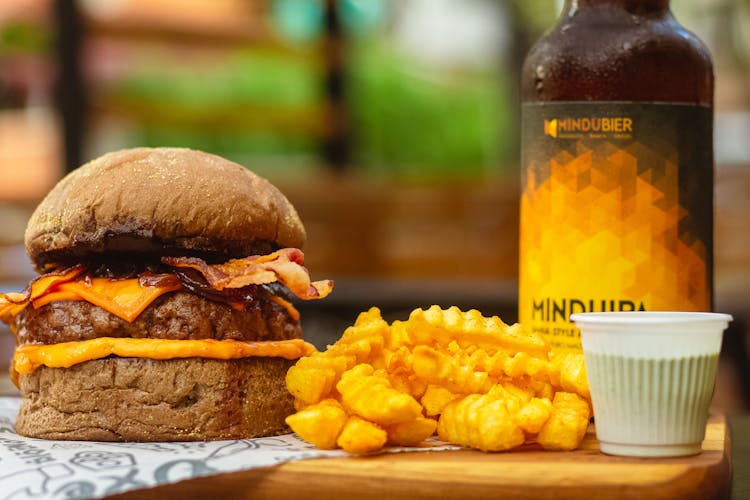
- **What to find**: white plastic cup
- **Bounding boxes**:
[570,311,732,458]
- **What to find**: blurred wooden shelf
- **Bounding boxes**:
[278,174,521,281]
[82,0,270,47]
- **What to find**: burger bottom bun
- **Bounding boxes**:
[16,356,295,441]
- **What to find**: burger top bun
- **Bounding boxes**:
[25,147,306,270]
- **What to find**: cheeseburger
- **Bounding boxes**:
[0,147,332,441]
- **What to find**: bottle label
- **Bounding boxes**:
[519,102,713,352]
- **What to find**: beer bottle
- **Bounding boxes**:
[519,0,714,352]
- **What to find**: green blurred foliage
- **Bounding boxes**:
[0,22,50,54]
[115,50,321,110]
[112,51,322,163]
[348,42,512,179]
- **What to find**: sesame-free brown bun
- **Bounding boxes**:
[25,147,306,270]
[17,357,295,441]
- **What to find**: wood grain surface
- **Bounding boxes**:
[110,415,730,500]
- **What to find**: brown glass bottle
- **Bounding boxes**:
[519,0,714,352]
[521,0,712,104]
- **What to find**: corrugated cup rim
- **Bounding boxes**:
[570,311,733,325]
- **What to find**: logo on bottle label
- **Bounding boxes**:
[543,117,633,139]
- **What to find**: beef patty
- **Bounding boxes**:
[15,291,301,345]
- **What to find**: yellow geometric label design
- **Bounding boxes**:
[519,139,710,353]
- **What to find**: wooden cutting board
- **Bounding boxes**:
[111,414,730,500]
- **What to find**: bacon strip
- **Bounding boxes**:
[163,248,333,300]
[0,249,333,325]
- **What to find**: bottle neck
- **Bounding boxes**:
[563,0,669,11]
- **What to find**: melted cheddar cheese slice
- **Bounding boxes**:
[13,337,317,375]
[31,277,183,322]
[0,270,183,324]
[2,273,301,324]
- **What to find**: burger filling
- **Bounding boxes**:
[14,291,302,345]
[0,248,331,378]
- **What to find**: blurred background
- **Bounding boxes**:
[0,0,748,413]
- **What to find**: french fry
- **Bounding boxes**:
[514,397,553,435]
[536,392,591,451]
[285,399,347,449]
[336,364,422,426]
[421,385,461,417]
[412,345,491,394]
[438,391,526,452]
[284,305,593,455]
[385,417,438,447]
[286,354,350,404]
[553,353,591,401]
[337,416,388,454]
[407,306,549,358]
